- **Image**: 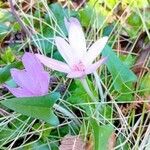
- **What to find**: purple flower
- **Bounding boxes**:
[36,17,108,78]
[6,52,50,97]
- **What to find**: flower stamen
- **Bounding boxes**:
[72,61,85,72]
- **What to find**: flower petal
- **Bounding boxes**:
[22,52,44,75]
[36,54,71,73]
[67,17,86,58]
[85,57,107,74]
[10,69,40,95]
[67,71,84,78]
[22,52,50,95]
[83,37,108,65]
[6,86,33,97]
[38,71,50,95]
[55,36,76,66]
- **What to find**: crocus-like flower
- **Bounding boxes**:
[6,52,49,97]
[36,17,108,78]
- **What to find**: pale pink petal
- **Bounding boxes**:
[6,86,34,97]
[85,57,107,74]
[83,37,108,65]
[68,17,86,58]
[22,52,50,95]
[10,69,39,94]
[36,54,71,73]
[67,71,84,78]
[38,72,50,95]
[22,52,44,75]
[55,36,77,66]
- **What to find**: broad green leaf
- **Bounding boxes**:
[126,25,141,38]
[127,13,142,27]
[79,5,94,27]
[0,9,14,22]
[79,3,105,28]
[36,3,77,54]
[0,24,9,31]
[100,105,113,120]
[105,0,117,9]
[35,3,77,54]
[12,22,21,32]
[34,28,55,54]
[5,79,17,88]
[91,119,114,150]
[49,3,77,34]
[88,0,109,16]
[0,47,15,64]
[125,12,142,37]
[49,3,67,35]
[119,54,136,68]
[0,23,10,40]
[68,80,96,115]
[102,45,137,92]
[0,128,18,146]
[0,61,22,84]
[140,73,150,96]
[114,82,134,101]
[1,93,60,126]
[123,0,149,8]
[103,23,115,36]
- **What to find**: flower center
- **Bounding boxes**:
[72,61,85,72]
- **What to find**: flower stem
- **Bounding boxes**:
[93,72,105,103]
[80,78,97,102]
[53,104,81,126]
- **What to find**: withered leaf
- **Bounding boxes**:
[59,135,85,150]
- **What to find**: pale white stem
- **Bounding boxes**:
[53,104,81,126]
[80,78,97,102]
[93,72,105,103]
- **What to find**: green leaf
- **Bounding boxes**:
[116,134,130,150]
[0,9,14,23]
[1,93,60,126]
[127,12,142,27]
[0,24,10,31]
[91,119,114,150]
[100,105,113,120]
[116,82,134,101]
[102,45,137,92]
[0,47,15,64]
[0,61,22,84]
[119,54,136,68]
[48,3,77,35]
[105,0,117,9]
[123,0,149,8]
[34,27,55,54]
[88,0,109,16]
[0,23,10,40]
[103,23,115,36]
[79,4,105,28]
[0,127,18,146]
[36,3,77,54]
[140,73,150,96]
[79,5,94,27]
[68,80,96,115]
[49,3,67,35]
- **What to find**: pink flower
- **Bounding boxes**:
[6,52,50,97]
[36,18,108,78]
